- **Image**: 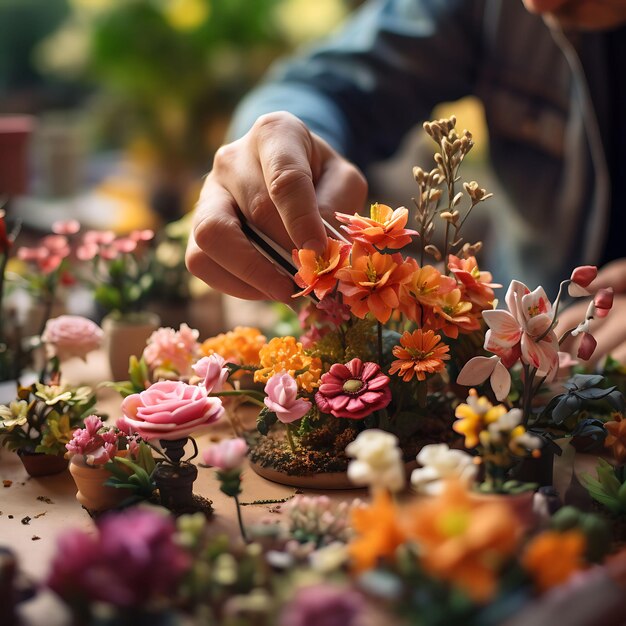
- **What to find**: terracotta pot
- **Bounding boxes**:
[249,458,418,490]
[69,453,131,512]
[468,489,537,530]
[102,312,160,381]
[17,450,68,477]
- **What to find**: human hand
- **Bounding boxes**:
[558,259,626,366]
[186,112,367,302]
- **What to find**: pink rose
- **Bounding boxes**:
[264,371,312,424]
[202,437,248,470]
[121,380,223,441]
[193,355,229,393]
[42,315,103,361]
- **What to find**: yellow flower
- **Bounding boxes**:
[405,481,520,602]
[162,0,210,31]
[254,336,322,392]
[454,389,507,449]
[522,530,586,592]
[0,401,29,431]
[348,490,406,573]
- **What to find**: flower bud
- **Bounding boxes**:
[570,265,597,288]
[577,332,597,361]
[594,288,614,318]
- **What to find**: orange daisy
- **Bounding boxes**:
[522,530,587,592]
[348,489,406,573]
[335,203,418,251]
[336,243,415,324]
[405,481,520,602]
[389,329,450,382]
[292,238,350,300]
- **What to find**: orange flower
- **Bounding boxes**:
[292,238,350,300]
[431,288,479,339]
[254,336,322,392]
[336,243,415,323]
[389,329,450,382]
[399,264,457,324]
[335,203,418,251]
[405,481,520,602]
[522,530,586,592]
[201,326,266,372]
[605,414,626,464]
[348,489,406,573]
[448,255,500,313]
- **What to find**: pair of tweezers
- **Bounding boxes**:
[240,214,349,301]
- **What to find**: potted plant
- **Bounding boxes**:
[119,377,223,514]
[65,414,156,512]
[75,228,159,380]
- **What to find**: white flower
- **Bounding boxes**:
[345,429,405,493]
[410,443,477,496]
[309,542,349,573]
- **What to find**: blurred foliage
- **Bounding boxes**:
[37,0,353,169]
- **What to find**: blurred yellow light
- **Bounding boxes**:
[163,0,210,31]
[275,0,348,44]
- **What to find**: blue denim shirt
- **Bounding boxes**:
[230,0,611,292]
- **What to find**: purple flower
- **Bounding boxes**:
[264,372,312,424]
[279,584,363,626]
[46,509,190,608]
[315,358,391,420]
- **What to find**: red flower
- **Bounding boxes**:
[315,358,391,419]
[0,210,11,254]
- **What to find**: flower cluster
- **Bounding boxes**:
[65,415,122,466]
[142,322,201,377]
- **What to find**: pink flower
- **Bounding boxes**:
[279,583,363,626]
[142,323,200,376]
[457,355,511,401]
[193,354,230,393]
[202,437,248,470]
[315,358,391,420]
[46,508,190,608]
[52,219,80,235]
[41,315,103,361]
[570,265,597,288]
[264,371,312,423]
[482,280,559,379]
[577,332,597,361]
[594,288,614,318]
[121,380,223,441]
[113,237,138,253]
[130,229,155,242]
[18,234,71,275]
[65,416,120,465]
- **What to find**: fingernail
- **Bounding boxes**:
[302,239,325,254]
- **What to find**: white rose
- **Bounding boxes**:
[411,443,477,496]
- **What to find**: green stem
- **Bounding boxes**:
[210,390,266,408]
[234,495,248,543]
[521,364,537,428]
[286,424,297,454]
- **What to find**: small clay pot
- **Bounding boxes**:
[69,453,131,512]
[17,450,68,477]
[102,312,160,381]
[153,462,198,513]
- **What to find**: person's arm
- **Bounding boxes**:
[187,0,483,301]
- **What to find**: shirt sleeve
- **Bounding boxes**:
[229,0,483,169]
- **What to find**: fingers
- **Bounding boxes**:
[187,182,295,302]
[254,113,328,253]
[315,156,368,223]
[591,258,626,292]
